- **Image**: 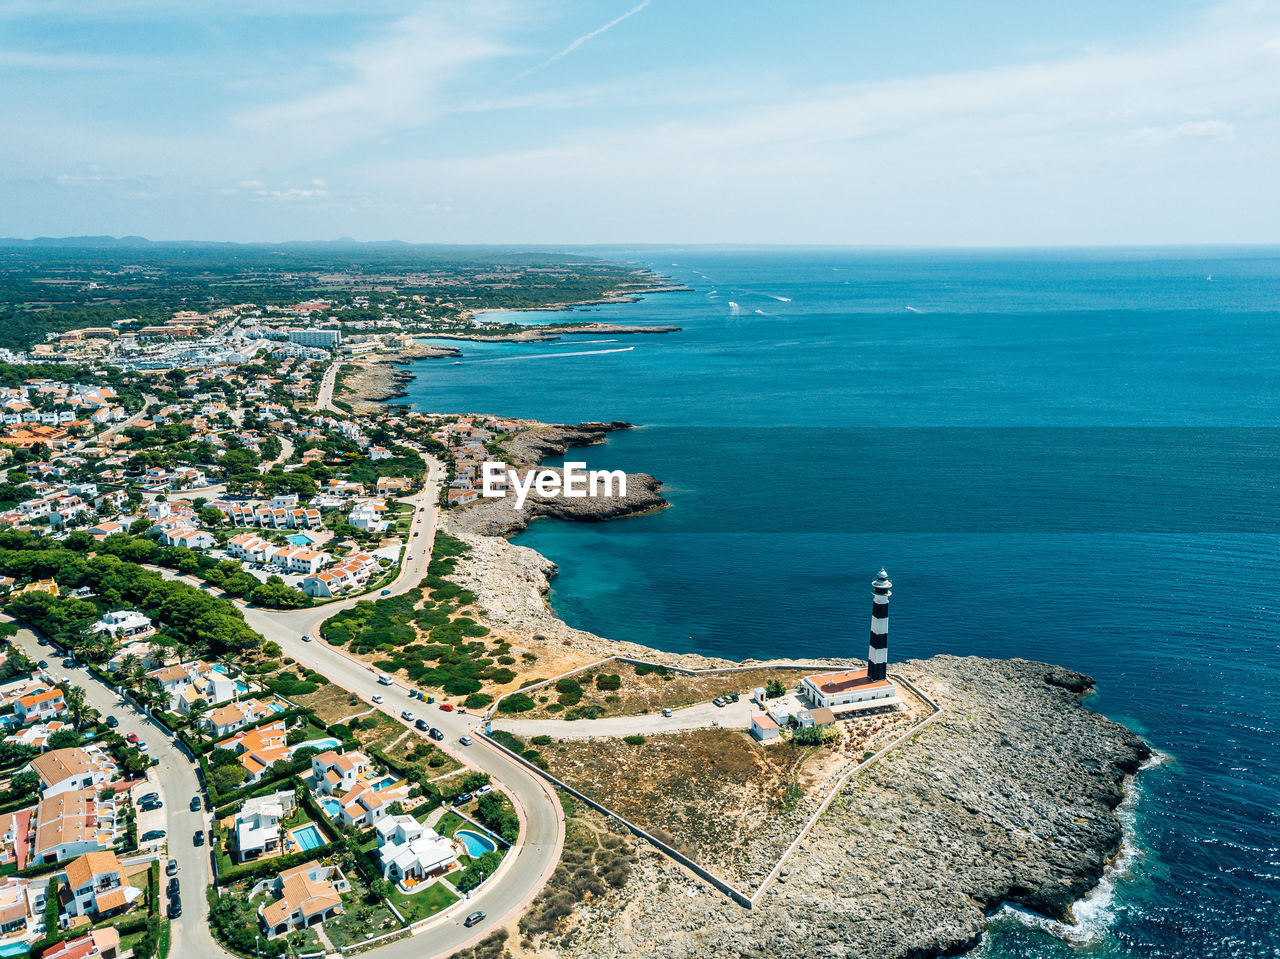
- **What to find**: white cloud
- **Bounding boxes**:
[1176,119,1236,138]
[234,1,519,155]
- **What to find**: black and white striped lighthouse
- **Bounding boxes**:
[868,569,891,682]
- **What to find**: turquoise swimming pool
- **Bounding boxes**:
[292,824,326,851]
[456,829,497,858]
[0,940,30,958]
[286,533,314,546]
[320,798,341,818]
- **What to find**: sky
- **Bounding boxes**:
[2,0,1279,245]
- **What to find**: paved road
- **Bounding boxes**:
[314,363,339,413]
[495,697,757,739]
[8,624,228,959]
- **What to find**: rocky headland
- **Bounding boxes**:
[519,655,1151,959]
[429,321,681,343]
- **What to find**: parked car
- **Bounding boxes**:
[189,796,202,812]
[36,660,47,669]
[415,719,430,731]
[429,728,444,741]
[661,708,673,718]
[62,658,76,668]
[381,589,391,596]
[106,716,119,728]
[400,710,414,721]
[372,694,384,704]
[166,860,177,877]
[140,800,162,811]
[464,911,485,927]
[137,741,149,752]
[438,703,454,712]
[713,697,726,708]
[413,531,419,537]
[459,735,473,746]
[475,784,492,797]
[138,792,159,805]
[141,829,166,843]
[168,901,182,918]
[378,674,394,686]
[455,792,473,805]
[167,877,179,895]
[193,830,204,847]
[126,732,139,744]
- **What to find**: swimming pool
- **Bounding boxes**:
[286,533,314,546]
[0,939,30,958]
[456,829,497,858]
[370,776,398,791]
[320,798,341,818]
[292,824,326,851]
[295,737,342,753]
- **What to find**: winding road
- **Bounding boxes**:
[159,450,565,958]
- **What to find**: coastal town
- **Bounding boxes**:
[0,246,1152,959]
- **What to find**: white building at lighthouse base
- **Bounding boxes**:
[800,668,899,711]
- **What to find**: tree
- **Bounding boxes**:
[62,684,89,730]
[210,763,246,792]
[765,679,786,699]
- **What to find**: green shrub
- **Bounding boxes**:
[464,693,493,710]
[530,735,552,746]
[623,734,645,746]
[595,674,622,691]
[497,693,535,713]
[555,678,582,696]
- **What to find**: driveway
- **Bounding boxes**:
[493,697,757,740]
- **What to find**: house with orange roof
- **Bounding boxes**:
[218,721,290,783]
[61,850,141,919]
[39,928,120,959]
[14,688,66,725]
[258,861,347,938]
[32,789,119,864]
[28,747,117,799]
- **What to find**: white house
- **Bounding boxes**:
[233,790,296,863]
[374,815,458,883]
[90,610,155,642]
[160,527,215,550]
[311,751,370,796]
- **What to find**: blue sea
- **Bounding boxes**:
[401,248,1280,958]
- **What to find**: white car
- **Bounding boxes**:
[377,674,393,686]
[401,710,414,721]
[474,784,492,796]
[372,694,384,704]
[137,741,149,752]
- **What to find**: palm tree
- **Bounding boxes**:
[127,659,147,693]
[63,684,88,731]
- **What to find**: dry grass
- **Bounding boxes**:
[536,727,825,887]
[292,683,366,724]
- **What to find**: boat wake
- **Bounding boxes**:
[991,750,1166,946]
[766,294,792,302]
[728,301,741,316]
[905,305,924,314]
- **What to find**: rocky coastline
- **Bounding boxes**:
[516,656,1150,959]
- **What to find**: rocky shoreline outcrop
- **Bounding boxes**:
[446,469,667,539]
[534,655,1150,959]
